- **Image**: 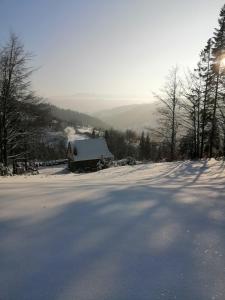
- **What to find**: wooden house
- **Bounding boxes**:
[67,138,113,172]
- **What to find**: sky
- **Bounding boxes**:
[0,0,225,107]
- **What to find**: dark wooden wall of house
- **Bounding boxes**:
[68,159,100,172]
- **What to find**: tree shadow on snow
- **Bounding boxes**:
[0,178,225,300]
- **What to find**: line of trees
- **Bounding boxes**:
[104,4,225,163]
[105,5,225,162]
[153,5,225,161]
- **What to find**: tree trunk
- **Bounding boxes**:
[197,94,200,158]
[209,73,220,158]
[171,99,176,161]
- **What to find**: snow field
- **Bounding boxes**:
[0,159,225,300]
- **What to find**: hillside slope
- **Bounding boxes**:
[93,102,159,131]
[48,94,152,114]
[0,159,225,300]
[49,104,108,129]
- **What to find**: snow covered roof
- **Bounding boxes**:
[69,138,113,162]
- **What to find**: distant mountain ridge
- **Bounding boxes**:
[93,102,159,131]
[48,94,152,114]
[47,104,109,129]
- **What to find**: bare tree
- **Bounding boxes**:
[154,66,181,161]
[0,33,34,166]
[180,68,203,158]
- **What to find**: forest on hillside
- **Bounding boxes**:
[1,5,225,170]
[0,34,108,169]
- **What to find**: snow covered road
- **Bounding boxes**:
[0,160,225,300]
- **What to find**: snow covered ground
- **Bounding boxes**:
[0,160,225,300]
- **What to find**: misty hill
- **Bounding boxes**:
[48,94,152,114]
[93,103,159,131]
[48,104,108,129]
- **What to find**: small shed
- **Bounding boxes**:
[67,138,113,172]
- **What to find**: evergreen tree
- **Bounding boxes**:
[199,39,213,157]
[209,5,225,157]
[139,131,145,160]
[144,133,151,160]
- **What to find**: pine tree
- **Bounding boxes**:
[209,5,225,157]
[139,131,145,160]
[145,133,151,160]
[199,39,213,158]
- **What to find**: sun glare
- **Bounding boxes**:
[221,57,225,67]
